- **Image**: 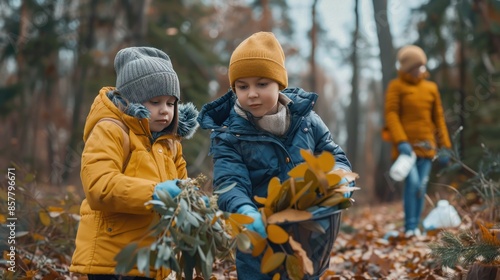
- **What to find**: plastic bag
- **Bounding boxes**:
[423,200,461,230]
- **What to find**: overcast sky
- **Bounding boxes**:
[287,0,425,96]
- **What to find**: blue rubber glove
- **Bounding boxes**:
[438,155,450,166]
[153,179,181,200]
[397,142,413,156]
[237,205,267,238]
[201,195,210,207]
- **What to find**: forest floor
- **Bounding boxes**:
[212,201,467,280]
[3,199,468,280]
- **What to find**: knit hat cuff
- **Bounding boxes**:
[230,58,288,90]
[118,72,180,104]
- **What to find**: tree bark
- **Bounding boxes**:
[309,0,318,93]
[260,0,272,31]
[347,0,360,170]
[372,0,397,201]
[62,0,98,183]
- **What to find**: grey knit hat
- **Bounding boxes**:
[114,47,180,103]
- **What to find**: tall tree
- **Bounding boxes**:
[372,0,396,201]
[309,0,318,92]
[347,0,360,171]
[62,0,99,183]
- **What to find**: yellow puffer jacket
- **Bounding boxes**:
[384,72,451,160]
[70,87,187,279]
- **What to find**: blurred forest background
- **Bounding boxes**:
[1,0,499,205]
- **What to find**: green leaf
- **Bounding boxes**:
[179,232,205,247]
[114,243,138,274]
[202,250,214,279]
[186,212,200,227]
[197,245,206,262]
[137,247,151,276]
[162,245,172,261]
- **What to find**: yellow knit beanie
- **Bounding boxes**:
[229,32,288,90]
[397,45,427,73]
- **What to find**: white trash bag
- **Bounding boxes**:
[389,152,416,182]
[423,199,461,230]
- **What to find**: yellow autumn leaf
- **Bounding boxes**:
[267,209,313,224]
[39,211,51,226]
[262,206,274,219]
[300,150,335,173]
[272,273,280,280]
[244,230,267,257]
[230,213,255,225]
[329,169,359,183]
[303,170,320,194]
[289,236,314,275]
[319,193,347,207]
[288,162,308,178]
[326,173,342,188]
[266,177,282,208]
[261,246,274,268]
[32,233,46,241]
[290,181,313,207]
[261,252,286,274]
[254,195,267,205]
[267,224,289,244]
[297,193,317,210]
[0,214,6,224]
[286,254,305,280]
[478,222,500,245]
[24,270,39,279]
[228,219,241,236]
[316,151,336,172]
[210,210,224,225]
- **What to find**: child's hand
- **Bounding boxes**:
[397,142,413,156]
[153,179,181,200]
[237,205,267,238]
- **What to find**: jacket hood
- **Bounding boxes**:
[84,87,199,141]
[197,87,317,131]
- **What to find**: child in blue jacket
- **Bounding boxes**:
[197,32,352,279]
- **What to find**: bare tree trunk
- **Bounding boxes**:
[372,0,395,93]
[124,0,151,44]
[372,0,396,202]
[260,0,272,31]
[347,0,360,170]
[17,0,30,165]
[62,0,98,183]
[309,0,318,92]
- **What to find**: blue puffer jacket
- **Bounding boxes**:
[197,87,352,214]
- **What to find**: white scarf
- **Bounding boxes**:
[234,93,291,136]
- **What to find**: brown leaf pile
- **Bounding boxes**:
[212,202,468,280]
[2,202,467,280]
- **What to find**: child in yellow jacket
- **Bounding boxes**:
[70,47,198,280]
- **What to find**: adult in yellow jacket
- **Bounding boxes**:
[70,47,199,280]
[384,45,451,237]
